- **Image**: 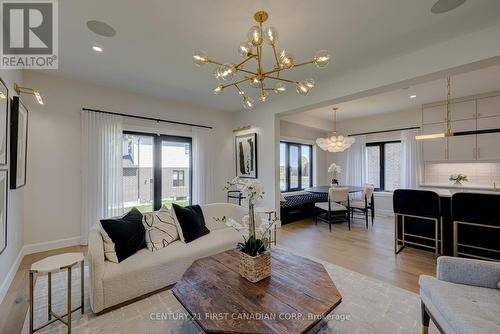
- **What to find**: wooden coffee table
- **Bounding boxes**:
[172,248,342,333]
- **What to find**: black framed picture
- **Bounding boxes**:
[0,78,8,166]
[10,96,28,189]
[235,133,257,178]
[0,170,8,255]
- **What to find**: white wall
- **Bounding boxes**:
[22,71,235,246]
[279,120,335,187]
[0,69,24,302]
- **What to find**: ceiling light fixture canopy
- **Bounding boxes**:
[316,108,355,152]
[192,10,331,110]
[416,76,453,140]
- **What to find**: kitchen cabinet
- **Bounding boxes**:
[422,123,447,161]
[477,96,500,118]
[477,132,500,160]
[448,120,476,161]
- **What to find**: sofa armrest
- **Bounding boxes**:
[88,224,106,313]
[437,256,500,289]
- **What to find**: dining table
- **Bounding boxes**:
[304,185,365,194]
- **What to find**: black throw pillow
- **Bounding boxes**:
[172,204,210,243]
[100,207,146,262]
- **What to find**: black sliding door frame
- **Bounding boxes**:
[124,131,192,211]
[281,141,313,192]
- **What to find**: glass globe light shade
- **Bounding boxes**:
[337,135,344,141]
[193,50,208,67]
[304,78,315,88]
[274,82,286,94]
[330,135,337,142]
[213,85,224,95]
[220,63,236,81]
[238,41,253,58]
[314,50,331,68]
[247,26,263,46]
[242,96,254,110]
[250,77,261,88]
[296,79,314,96]
[264,26,279,45]
[213,66,224,81]
[259,91,269,102]
[278,49,294,69]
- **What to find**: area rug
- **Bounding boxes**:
[22,247,432,334]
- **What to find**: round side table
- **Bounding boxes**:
[29,252,84,334]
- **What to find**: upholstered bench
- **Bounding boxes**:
[280,191,328,224]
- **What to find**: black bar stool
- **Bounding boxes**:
[452,192,500,261]
[393,189,442,258]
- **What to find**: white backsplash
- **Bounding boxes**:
[424,162,500,188]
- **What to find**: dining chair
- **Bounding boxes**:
[393,189,442,258]
[349,184,375,228]
[314,187,350,232]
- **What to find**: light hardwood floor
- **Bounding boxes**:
[0,215,435,334]
[277,215,436,293]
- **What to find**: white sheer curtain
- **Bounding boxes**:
[400,129,421,189]
[192,127,214,205]
[81,112,123,245]
[346,135,366,186]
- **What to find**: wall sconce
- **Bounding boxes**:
[14,83,44,105]
[232,125,253,132]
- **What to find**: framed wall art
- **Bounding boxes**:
[10,96,28,189]
[235,133,257,179]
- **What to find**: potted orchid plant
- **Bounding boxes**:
[223,177,275,282]
[328,163,342,186]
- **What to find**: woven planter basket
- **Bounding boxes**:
[238,251,271,283]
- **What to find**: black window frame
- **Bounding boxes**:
[123,131,192,211]
[172,170,185,187]
[365,140,401,192]
[280,141,313,192]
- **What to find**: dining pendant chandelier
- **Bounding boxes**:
[316,108,355,152]
[192,11,331,110]
[416,76,454,140]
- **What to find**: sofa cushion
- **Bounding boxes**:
[142,206,179,251]
[98,225,119,263]
[100,208,146,262]
[172,204,210,243]
[419,275,500,334]
[101,227,241,308]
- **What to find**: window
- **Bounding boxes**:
[172,170,185,187]
[365,141,402,191]
[122,132,192,213]
[280,141,313,192]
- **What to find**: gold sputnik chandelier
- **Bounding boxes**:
[192,11,331,110]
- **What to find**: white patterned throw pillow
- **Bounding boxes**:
[142,206,179,251]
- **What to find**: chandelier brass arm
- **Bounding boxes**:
[192,10,331,110]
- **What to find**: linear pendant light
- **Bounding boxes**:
[416,76,453,140]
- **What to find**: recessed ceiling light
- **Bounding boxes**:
[410,95,417,99]
[87,20,116,37]
[431,0,466,14]
[92,46,103,52]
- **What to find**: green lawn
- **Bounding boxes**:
[124,199,189,213]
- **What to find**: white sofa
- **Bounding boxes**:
[88,203,247,313]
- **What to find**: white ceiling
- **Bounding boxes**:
[49,0,500,112]
[295,63,500,122]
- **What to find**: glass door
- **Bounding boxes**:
[288,144,300,191]
[158,137,192,209]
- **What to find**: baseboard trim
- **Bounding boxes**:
[0,246,25,304]
[0,235,82,304]
[23,236,82,255]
